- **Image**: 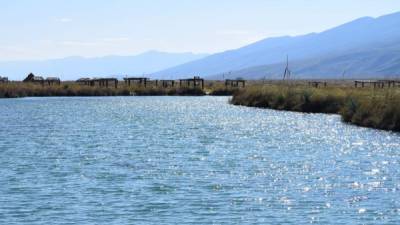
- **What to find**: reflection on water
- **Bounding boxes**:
[0,96,399,224]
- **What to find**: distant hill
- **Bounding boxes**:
[0,51,208,80]
[154,12,400,79]
[210,41,400,80]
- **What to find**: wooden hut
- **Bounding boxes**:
[377,80,400,88]
[156,80,176,88]
[124,77,149,87]
[225,79,245,88]
[91,78,118,88]
[45,77,61,86]
[308,81,327,88]
[354,80,385,88]
[179,76,204,89]
[0,76,8,83]
[23,73,45,85]
[76,78,92,86]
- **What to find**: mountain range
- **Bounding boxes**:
[2,11,400,80]
[0,51,208,80]
[154,12,400,79]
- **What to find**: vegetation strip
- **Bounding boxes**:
[230,85,400,132]
[0,83,240,98]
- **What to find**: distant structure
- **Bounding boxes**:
[91,78,118,88]
[0,76,8,83]
[355,80,400,88]
[282,55,291,81]
[23,73,60,85]
[308,81,327,88]
[45,77,61,86]
[355,80,384,88]
[23,73,44,84]
[179,76,204,89]
[76,77,118,88]
[76,78,92,86]
[155,80,176,88]
[225,79,245,88]
[124,77,149,87]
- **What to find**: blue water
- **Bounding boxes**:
[0,96,399,224]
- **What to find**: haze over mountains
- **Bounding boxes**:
[154,11,400,79]
[2,11,400,80]
[0,51,208,80]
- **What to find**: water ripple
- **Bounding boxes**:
[0,96,400,224]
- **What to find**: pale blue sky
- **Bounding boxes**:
[1,0,400,61]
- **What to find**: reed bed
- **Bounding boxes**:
[0,83,207,98]
[3,82,399,131]
[0,81,243,98]
[231,84,400,132]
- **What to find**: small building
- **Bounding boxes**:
[23,73,61,85]
[0,76,8,83]
[76,77,118,88]
[377,80,400,88]
[179,76,204,89]
[354,80,385,88]
[91,78,118,88]
[155,80,176,88]
[124,77,149,87]
[225,79,245,88]
[308,81,327,88]
[23,73,45,84]
[45,77,61,86]
[76,78,92,86]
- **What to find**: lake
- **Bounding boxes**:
[0,96,399,224]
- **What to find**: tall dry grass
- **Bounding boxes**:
[231,84,400,131]
[0,82,206,98]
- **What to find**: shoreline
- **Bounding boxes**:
[0,82,237,98]
[230,85,400,132]
[2,82,399,132]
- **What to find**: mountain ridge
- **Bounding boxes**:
[153,11,400,79]
[0,51,209,80]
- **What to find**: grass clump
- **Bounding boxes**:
[231,85,346,113]
[340,90,400,131]
[209,87,240,96]
[231,85,400,132]
[0,83,206,98]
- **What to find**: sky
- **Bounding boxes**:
[1,0,400,61]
